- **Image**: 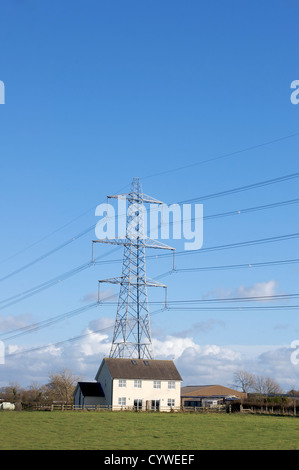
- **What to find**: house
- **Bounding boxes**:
[74,357,182,411]
[181,384,247,408]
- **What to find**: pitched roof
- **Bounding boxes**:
[181,384,247,399]
[97,358,182,381]
[76,382,105,397]
[181,385,216,394]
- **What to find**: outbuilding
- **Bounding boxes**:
[73,382,105,408]
[181,384,247,408]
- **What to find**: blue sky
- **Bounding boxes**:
[0,0,299,390]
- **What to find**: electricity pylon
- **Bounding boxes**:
[92,177,174,359]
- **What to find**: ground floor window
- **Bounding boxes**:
[118,397,126,407]
[167,399,175,408]
[184,400,201,407]
[151,400,160,411]
[134,399,142,410]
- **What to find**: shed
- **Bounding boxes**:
[73,381,105,408]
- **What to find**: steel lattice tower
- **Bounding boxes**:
[93,177,174,359]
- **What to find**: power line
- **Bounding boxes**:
[1,171,298,284]
[1,197,297,311]
[91,233,299,265]
[3,290,298,342]
[0,182,131,266]
[5,324,114,358]
[100,292,299,305]
[202,198,299,221]
[0,247,120,311]
[5,308,166,358]
[5,299,299,358]
[0,302,100,341]
[150,232,299,261]
[168,257,299,273]
[140,132,299,181]
[0,224,95,284]
[178,172,299,204]
[166,293,299,303]
[166,305,299,311]
[0,210,95,266]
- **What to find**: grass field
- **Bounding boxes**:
[0,411,298,450]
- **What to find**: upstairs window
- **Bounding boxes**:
[168,381,175,389]
[134,379,142,388]
[153,380,161,389]
[118,379,126,388]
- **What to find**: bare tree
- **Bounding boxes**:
[0,382,23,403]
[233,370,256,393]
[46,369,80,403]
[253,375,282,396]
[24,382,48,403]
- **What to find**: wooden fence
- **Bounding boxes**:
[239,403,297,417]
[20,402,298,416]
[24,403,225,412]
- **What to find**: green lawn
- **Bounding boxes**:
[0,411,298,450]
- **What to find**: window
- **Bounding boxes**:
[118,397,126,407]
[168,381,175,389]
[143,360,149,366]
[134,399,142,410]
[168,399,175,408]
[185,400,201,407]
[118,379,126,388]
[134,379,142,388]
[153,380,161,389]
[151,400,160,411]
[131,360,137,365]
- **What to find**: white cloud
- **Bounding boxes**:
[153,335,242,386]
[77,329,111,357]
[172,319,225,338]
[2,323,298,393]
[203,280,280,300]
[0,313,34,333]
[234,280,279,299]
[87,317,115,331]
[153,336,200,360]
[81,288,116,303]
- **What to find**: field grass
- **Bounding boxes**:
[0,410,298,450]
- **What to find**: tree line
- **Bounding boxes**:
[233,370,299,399]
[0,369,79,407]
[1,368,298,407]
